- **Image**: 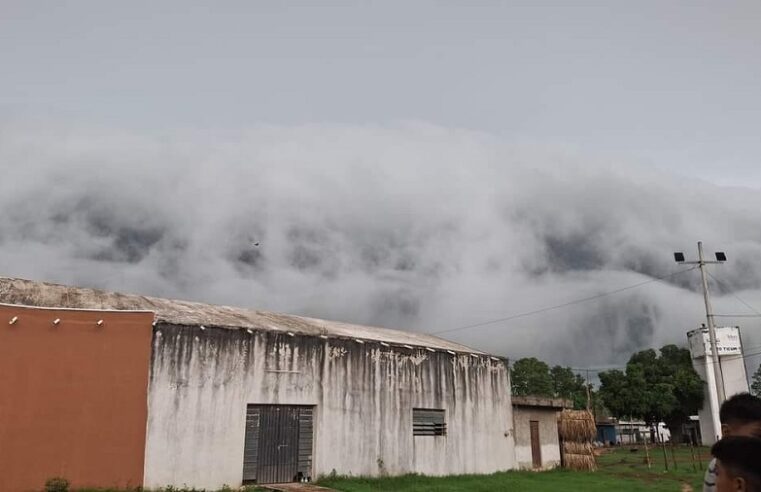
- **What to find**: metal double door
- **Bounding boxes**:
[243,405,312,484]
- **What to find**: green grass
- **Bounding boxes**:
[317,446,710,492]
[58,446,709,492]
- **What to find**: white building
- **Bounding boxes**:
[511,396,570,470]
[615,420,671,444]
[0,277,517,490]
[687,325,750,445]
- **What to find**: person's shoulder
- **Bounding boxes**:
[703,457,717,492]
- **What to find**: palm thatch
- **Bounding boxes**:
[563,452,597,471]
[557,410,596,441]
[558,409,597,471]
[563,441,594,455]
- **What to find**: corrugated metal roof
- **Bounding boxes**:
[0,277,481,353]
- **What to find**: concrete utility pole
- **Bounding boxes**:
[674,242,727,440]
[696,242,726,404]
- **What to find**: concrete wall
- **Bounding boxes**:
[512,406,561,470]
[693,353,750,444]
[0,304,154,492]
[144,324,515,489]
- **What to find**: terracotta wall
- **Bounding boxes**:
[0,304,154,492]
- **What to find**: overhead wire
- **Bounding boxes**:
[707,271,761,316]
[713,314,761,318]
[430,264,761,374]
[566,349,761,383]
[428,266,698,336]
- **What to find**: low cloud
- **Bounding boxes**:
[1,118,760,370]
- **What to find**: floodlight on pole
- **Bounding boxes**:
[674,241,727,440]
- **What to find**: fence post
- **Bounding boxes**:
[643,434,652,469]
[670,442,678,470]
[689,439,697,472]
[660,435,669,471]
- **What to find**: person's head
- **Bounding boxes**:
[720,393,761,438]
[711,436,761,492]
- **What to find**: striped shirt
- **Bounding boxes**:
[703,458,716,492]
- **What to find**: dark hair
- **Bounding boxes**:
[711,436,761,489]
[719,393,761,425]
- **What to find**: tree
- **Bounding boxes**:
[752,364,761,397]
[598,368,648,420]
[550,365,588,410]
[598,344,704,443]
[511,357,553,397]
[511,359,595,411]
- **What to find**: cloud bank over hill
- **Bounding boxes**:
[1,119,760,368]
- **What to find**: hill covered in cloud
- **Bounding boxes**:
[1,119,760,368]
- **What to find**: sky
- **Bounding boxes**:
[1,1,761,372]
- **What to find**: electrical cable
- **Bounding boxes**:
[428,266,698,336]
[706,271,761,316]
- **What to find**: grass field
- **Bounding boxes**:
[55,445,710,491]
[316,445,710,492]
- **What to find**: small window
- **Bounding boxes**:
[413,408,446,436]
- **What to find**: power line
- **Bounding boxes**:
[706,271,761,316]
[428,266,698,336]
[570,365,625,373]
[693,348,761,366]
[713,314,761,318]
[569,348,761,376]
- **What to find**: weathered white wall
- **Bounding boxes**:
[693,353,750,445]
[143,325,515,489]
[512,407,561,470]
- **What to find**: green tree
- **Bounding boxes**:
[511,357,553,397]
[598,344,704,443]
[598,368,647,419]
[751,364,761,397]
[550,365,588,410]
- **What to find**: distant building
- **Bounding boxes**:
[595,421,617,445]
[687,325,750,445]
[615,420,670,444]
[0,277,516,492]
[511,396,571,470]
[682,416,702,445]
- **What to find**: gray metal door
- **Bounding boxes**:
[242,405,313,484]
[242,406,262,483]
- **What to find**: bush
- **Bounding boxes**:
[44,477,70,492]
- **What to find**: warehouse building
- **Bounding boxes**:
[0,277,516,491]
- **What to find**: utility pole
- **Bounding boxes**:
[674,242,727,441]
[696,242,726,403]
[585,368,591,412]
